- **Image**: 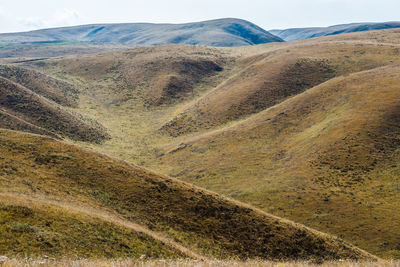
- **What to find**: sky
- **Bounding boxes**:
[0,0,399,33]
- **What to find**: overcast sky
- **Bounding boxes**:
[0,0,399,33]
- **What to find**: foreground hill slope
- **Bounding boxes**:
[0,194,183,259]
[270,21,400,41]
[0,18,283,47]
[0,129,374,260]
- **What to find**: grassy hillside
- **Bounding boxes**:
[11,29,400,259]
[0,41,127,58]
[0,64,78,107]
[1,259,398,267]
[0,129,373,261]
[27,45,234,107]
[0,77,109,142]
[158,65,400,259]
[0,195,181,259]
[0,108,59,139]
[161,42,400,136]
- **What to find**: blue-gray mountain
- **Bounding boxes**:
[0,18,283,47]
[271,22,400,41]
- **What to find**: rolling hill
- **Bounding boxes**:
[161,41,400,136]
[3,28,400,260]
[158,65,400,259]
[0,18,283,47]
[270,21,400,41]
[30,45,232,108]
[0,129,373,261]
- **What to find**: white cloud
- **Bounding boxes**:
[17,9,85,31]
[0,0,400,33]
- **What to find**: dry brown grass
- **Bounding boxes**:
[157,65,400,259]
[0,130,374,261]
[0,259,398,267]
[0,194,182,259]
[161,41,400,136]
[0,77,109,142]
[9,29,400,259]
[29,45,235,108]
[0,64,79,107]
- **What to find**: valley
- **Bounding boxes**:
[0,24,399,262]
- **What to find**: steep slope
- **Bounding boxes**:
[270,22,400,41]
[0,77,109,142]
[158,65,400,259]
[0,129,373,261]
[161,41,400,136]
[0,19,283,47]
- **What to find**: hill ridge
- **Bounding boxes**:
[0,18,283,47]
[271,21,400,41]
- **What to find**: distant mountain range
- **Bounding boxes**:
[1,19,400,49]
[0,18,283,47]
[270,21,400,41]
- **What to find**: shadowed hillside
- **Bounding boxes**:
[0,129,374,261]
[0,109,58,138]
[0,65,78,107]
[0,77,109,142]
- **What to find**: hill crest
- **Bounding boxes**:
[0,18,284,47]
[270,21,400,41]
